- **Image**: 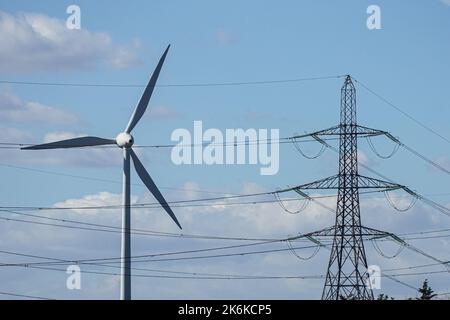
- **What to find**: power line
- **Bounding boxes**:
[1,160,447,211]
[400,227,450,237]
[436,291,450,297]
[0,191,380,244]
[383,274,418,291]
[1,230,447,268]
[322,142,450,218]
[0,190,283,211]
[2,207,450,246]
[2,73,450,297]
[0,189,449,242]
[0,136,340,202]
[0,136,340,149]
[401,234,450,241]
[2,131,448,178]
[1,243,446,277]
[0,208,281,241]
[0,188,388,212]
[0,248,327,280]
[2,138,448,214]
[8,263,327,280]
[386,270,450,278]
[0,182,296,213]
[0,291,54,300]
[398,141,450,176]
[0,191,334,211]
[2,248,445,274]
[0,240,289,264]
[0,244,321,266]
[7,262,448,281]
[1,255,447,282]
[0,270,443,300]
[0,75,345,88]
[0,191,390,242]
[2,207,323,241]
[0,234,447,299]
[354,78,450,145]
[371,133,450,176]
[0,163,240,196]
[3,75,446,149]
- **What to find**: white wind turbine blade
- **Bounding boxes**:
[21,136,116,150]
[129,148,182,229]
[125,45,170,134]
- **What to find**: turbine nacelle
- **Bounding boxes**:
[116,132,134,148]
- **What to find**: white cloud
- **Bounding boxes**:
[53,192,135,219]
[0,91,78,124]
[53,191,123,209]
[1,179,449,299]
[0,11,139,73]
[440,0,450,6]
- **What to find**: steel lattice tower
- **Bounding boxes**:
[274,73,435,299]
[283,75,407,299]
[321,76,373,300]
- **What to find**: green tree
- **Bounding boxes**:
[417,279,437,300]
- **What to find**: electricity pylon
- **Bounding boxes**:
[286,75,406,299]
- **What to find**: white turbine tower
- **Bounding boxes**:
[22,45,181,300]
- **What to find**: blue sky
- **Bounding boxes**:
[0,0,449,299]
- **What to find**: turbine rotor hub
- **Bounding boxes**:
[116,132,134,148]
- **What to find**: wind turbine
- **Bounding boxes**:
[22,45,182,300]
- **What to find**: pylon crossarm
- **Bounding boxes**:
[359,226,392,239]
[287,226,335,241]
[356,175,404,190]
[288,174,404,191]
[385,233,406,244]
[354,125,388,137]
[292,175,340,190]
[274,185,303,194]
[292,124,388,139]
[291,125,340,139]
[383,132,401,144]
[401,186,417,196]
[305,226,336,237]
[306,225,393,238]
[301,225,399,239]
